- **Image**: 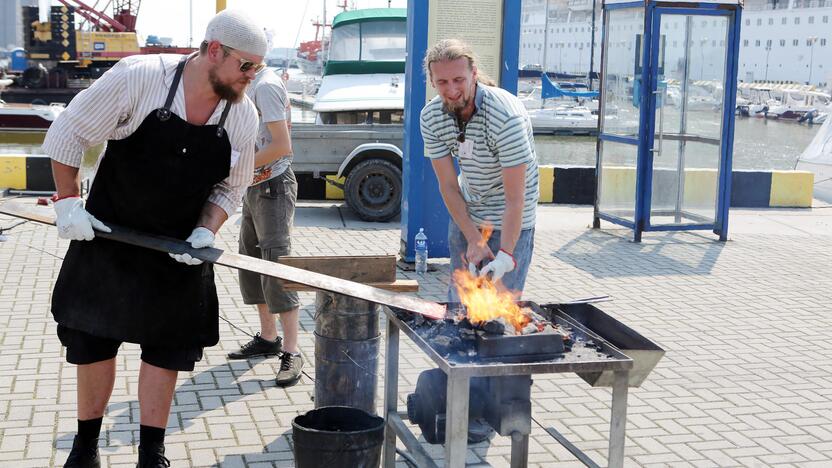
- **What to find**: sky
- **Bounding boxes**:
[58,0,406,51]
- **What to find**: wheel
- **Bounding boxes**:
[344,158,402,222]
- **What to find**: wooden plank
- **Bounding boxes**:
[277,255,396,283]
[282,279,418,292]
[0,202,445,319]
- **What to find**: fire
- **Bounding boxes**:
[452,268,529,333]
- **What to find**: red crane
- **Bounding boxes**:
[56,0,141,32]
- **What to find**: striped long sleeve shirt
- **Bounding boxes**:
[42,54,258,217]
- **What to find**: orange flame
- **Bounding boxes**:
[477,224,494,248]
[452,268,529,333]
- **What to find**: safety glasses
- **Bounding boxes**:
[221,45,265,73]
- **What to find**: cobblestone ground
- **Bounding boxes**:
[1,201,831,467]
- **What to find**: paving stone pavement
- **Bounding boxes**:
[0,199,831,467]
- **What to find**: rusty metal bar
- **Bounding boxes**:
[0,202,445,319]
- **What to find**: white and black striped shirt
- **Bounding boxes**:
[420,84,539,230]
[42,54,258,217]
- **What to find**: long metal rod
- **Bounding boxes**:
[510,431,530,468]
[444,374,471,467]
[0,202,446,319]
[608,370,630,468]
[387,412,440,468]
[383,319,400,468]
[540,424,601,468]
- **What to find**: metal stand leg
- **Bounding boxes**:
[383,318,400,468]
[608,371,629,468]
[444,374,470,468]
[510,431,529,468]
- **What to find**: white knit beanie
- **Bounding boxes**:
[204,10,268,57]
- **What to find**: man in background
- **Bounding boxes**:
[226,65,304,388]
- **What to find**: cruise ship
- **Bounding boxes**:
[520,0,832,89]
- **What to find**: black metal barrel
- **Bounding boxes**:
[314,292,380,414]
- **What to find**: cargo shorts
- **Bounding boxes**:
[238,168,301,313]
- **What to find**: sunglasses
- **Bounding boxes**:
[221,45,265,73]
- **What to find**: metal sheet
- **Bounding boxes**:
[0,202,446,319]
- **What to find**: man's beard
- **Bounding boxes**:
[444,96,469,113]
[209,67,246,102]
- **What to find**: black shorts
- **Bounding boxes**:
[57,325,204,372]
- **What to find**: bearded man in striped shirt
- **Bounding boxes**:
[420,39,539,300]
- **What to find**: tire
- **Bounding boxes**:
[344,158,402,222]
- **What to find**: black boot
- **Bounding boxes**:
[64,435,100,468]
[136,444,170,468]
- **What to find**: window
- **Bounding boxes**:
[756,40,761,46]
[745,19,750,26]
[767,39,772,47]
[824,16,829,23]
[795,17,800,25]
[807,38,814,46]
[809,16,814,24]
[743,39,749,47]
[757,19,762,26]
[780,39,786,46]
[822,38,827,46]
[769,18,774,25]
[782,17,788,25]
[794,39,799,46]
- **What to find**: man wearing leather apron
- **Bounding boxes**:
[41,10,265,468]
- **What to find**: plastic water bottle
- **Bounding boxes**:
[414,228,428,275]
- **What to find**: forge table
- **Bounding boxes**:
[382,307,634,468]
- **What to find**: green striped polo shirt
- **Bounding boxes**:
[420,83,539,230]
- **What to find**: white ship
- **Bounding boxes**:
[520,0,832,89]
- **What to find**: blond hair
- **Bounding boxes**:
[423,38,496,86]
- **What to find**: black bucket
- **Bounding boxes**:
[293,406,385,468]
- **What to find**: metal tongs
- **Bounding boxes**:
[560,295,612,305]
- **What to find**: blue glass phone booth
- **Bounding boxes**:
[594,0,742,242]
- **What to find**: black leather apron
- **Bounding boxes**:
[52,56,232,348]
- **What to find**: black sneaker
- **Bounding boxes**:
[276,352,303,387]
[136,444,170,468]
[64,435,100,468]
[227,333,282,359]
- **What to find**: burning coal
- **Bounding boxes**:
[395,301,574,363]
[452,268,531,333]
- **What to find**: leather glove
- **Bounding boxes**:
[479,249,516,282]
[53,197,111,241]
[169,227,215,265]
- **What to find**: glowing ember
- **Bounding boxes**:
[452,268,530,333]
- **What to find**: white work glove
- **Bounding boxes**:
[53,197,111,241]
[468,262,479,276]
[169,227,215,265]
[479,249,516,282]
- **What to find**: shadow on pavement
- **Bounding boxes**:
[555,228,726,277]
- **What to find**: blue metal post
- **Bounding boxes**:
[501,0,522,93]
[401,0,449,262]
[634,2,658,242]
[715,7,741,241]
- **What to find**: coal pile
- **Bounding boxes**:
[395,302,575,363]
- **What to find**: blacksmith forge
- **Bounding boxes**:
[382,303,664,468]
